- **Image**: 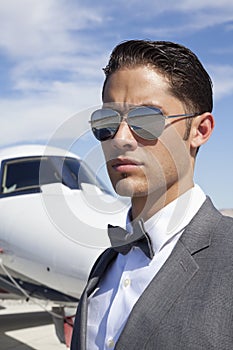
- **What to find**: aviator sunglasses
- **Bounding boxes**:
[90,106,200,141]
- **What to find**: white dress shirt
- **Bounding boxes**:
[87,185,206,349]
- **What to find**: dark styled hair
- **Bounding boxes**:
[102,40,213,114]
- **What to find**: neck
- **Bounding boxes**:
[131,180,194,222]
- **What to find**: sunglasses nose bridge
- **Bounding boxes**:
[116,111,130,130]
[120,112,129,123]
[112,113,137,144]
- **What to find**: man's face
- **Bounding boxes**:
[101,66,194,207]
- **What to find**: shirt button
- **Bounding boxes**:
[123,278,131,287]
[107,337,115,348]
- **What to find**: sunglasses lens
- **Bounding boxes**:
[128,107,165,140]
[91,109,120,141]
[90,106,165,141]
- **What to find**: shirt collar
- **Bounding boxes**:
[126,184,206,253]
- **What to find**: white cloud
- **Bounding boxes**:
[0,1,107,149]
[144,8,233,38]
[175,0,233,11]
[0,0,103,58]
[0,1,108,100]
[141,0,233,12]
[10,53,106,92]
[208,64,233,100]
[0,82,102,147]
[108,0,233,13]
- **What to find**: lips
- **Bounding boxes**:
[111,158,143,173]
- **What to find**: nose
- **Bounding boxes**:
[111,120,138,150]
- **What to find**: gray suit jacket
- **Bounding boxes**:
[71,198,233,349]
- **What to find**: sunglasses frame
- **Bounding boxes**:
[90,106,201,141]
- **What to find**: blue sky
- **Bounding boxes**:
[0,0,232,209]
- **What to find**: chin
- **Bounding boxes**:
[114,178,148,198]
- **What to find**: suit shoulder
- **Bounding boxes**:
[212,213,233,253]
[219,213,233,233]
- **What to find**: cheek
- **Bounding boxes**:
[159,127,191,173]
[144,150,168,186]
[101,141,110,161]
[142,140,178,184]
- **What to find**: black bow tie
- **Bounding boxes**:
[108,219,154,259]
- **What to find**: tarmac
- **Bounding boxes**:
[0,298,68,350]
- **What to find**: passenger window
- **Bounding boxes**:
[1,157,60,194]
[0,155,111,196]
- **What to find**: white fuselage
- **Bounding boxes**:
[0,145,128,299]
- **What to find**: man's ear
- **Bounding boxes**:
[190,112,215,149]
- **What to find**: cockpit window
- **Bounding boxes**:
[0,156,110,196]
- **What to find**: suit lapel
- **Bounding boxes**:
[71,248,118,349]
[179,196,221,254]
[116,198,221,349]
[115,239,199,349]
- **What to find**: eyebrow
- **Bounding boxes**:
[140,102,164,110]
[102,102,164,113]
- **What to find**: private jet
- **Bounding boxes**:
[0,144,128,346]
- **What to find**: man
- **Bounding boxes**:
[71,40,233,349]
